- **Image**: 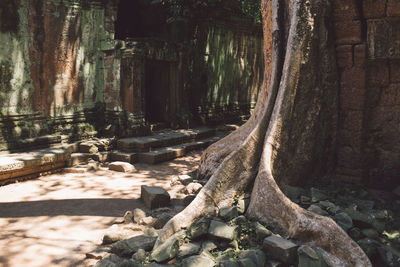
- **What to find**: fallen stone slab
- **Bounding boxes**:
[181,255,215,267]
[208,220,237,241]
[111,235,157,257]
[298,245,328,267]
[151,231,182,263]
[79,141,99,154]
[64,167,87,173]
[238,249,266,266]
[102,225,139,245]
[109,161,136,173]
[141,186,171,209]
[219,206,238,221]
[188,217,210,239]
[263,235,298,264]
[178,242,201,258]
[133,208,147,223]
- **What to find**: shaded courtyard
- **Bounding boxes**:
[0,151,202,267]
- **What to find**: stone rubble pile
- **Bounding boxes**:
[88,175,400,267]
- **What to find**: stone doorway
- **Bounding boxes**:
[145,59,171,123]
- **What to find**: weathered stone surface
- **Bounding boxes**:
[139,216,156,226]
[132,248,146,262]
[79,142,99,154]
[219,206,238,221]
[367,19,400,59]
[183,195,196,206]
[188,217,210,239]
[144,227,159,237]
[333,212,353,232]
[95,259,117,267]
[109,161,136,173]
[202,240,218,252]
[111,235,157,256]
[362,228,379,239]
[307,204,329,216]
[348,227,362,240]
[357,238,380,258]
[253,222,272,240]
[219,260,240,267]
[120,259,139,267]
[102,225,138,245]
[181,255,215,267]
[236,198,249,214]
[185,182,203,195]
[150,233,180,263]
[297,245,328,267]
[310,188,328,203]
[153,213,172,229]
[237,258,256,267]
[263,235,298,263]
[141,186,171,209]
[238,249,266,266]
[133,208,146,223]
[178,174,194,185]
[377,245,400,266]
[178,242,201,258]
[208,220,237,241]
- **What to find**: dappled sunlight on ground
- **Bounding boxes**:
[0,150,201,267]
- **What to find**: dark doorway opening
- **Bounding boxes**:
[145,60,170,123]
[115,0,168,40]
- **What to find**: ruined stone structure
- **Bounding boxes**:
[0,0,398,188]
[0,0,263,150]
[333,0,400,187]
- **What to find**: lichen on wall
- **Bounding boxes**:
[190,19,264,122]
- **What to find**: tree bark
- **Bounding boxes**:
[156,0,372,266]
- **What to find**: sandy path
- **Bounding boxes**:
[0,151,201,267]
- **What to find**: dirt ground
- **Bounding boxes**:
[0,150,202,267]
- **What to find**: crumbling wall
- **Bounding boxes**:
[190,17,264,123]
[333,0,400,188]
[0,0,116,151]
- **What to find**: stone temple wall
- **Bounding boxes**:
[333,0,400,187]
[0,0,117,151]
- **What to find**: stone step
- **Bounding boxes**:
[117,126,215,153]
[0,147,72,182]
[109,151,138,164]
[138,136,220,164]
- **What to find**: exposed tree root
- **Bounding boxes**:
[156,0,372,265]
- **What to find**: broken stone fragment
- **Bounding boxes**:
[188,217,210,239]
[253,221,272,240]
[357,238,380,258]
[219,260,240,267]
[219,206,239,221]
[178,242,201,258]
[183,194,196,206]
[377,244,400,266]
[333,212,353,232]
[133,208,146,223]
[310,187,328,203]
[79,142,99,154]
[102,225,139,245]
[178,174,194,185]
[143,227,159,237]
[185,182,203,195]
[361,228,379,239]
[201,240,218,252]
[111,235,157,257]
[297,245,328,267]
[263,235,298,264]
[181,255,215,267]
[109,161,136,173]
[141,185,171,209]
[151,230,185,263]
[307,204,329,216]
[153,213,172,229]
[122,211,133,224]
[139,216,156,226]
[208,220,237,241]
[131,248,146,262]
[236,198,249,214]
[238,249,266,266]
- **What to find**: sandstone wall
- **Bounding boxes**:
[333,0,400,187]
[0,0,116,151]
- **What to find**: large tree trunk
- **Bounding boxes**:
[156,0,371,266]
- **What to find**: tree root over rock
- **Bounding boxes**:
[156,0,372,266]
